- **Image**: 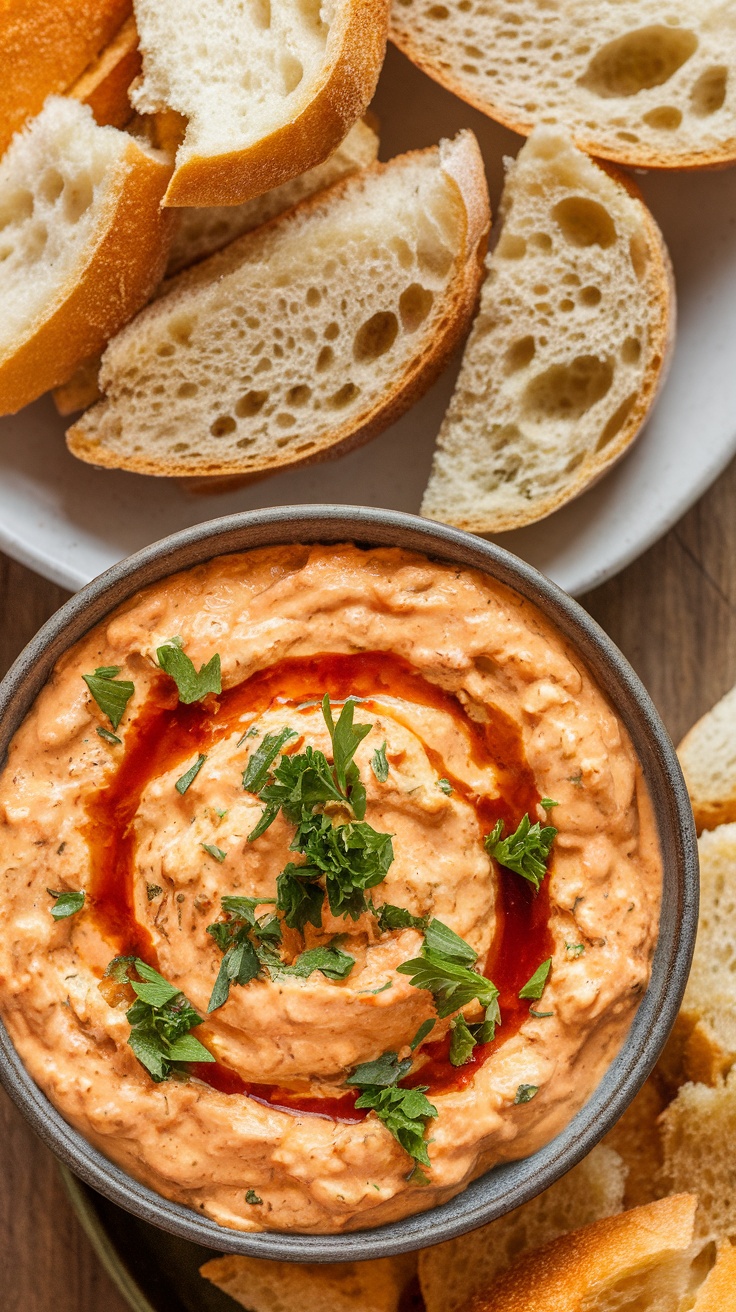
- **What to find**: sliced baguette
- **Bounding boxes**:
[390,1,736,171]
[129,0,389,207]
[52,120,379,420]
[0,96,173,415]
[693,1242,736,1312]
[678,685,736,833]
[166,118,379,276]
[660,1072,736,1244]
[465,1195,699,1312]
[602,1078,667,1209]
[66,131,490,479]
[68,16,141,130]
[671,824,736,1085]
[200,1254,416,1312]
[421,127,673,534]
[419,1144,626,1312]
[0,0,131,156]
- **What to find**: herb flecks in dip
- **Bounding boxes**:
[0,545,661,1233]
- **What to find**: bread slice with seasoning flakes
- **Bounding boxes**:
[464,1194,713,1312]
[200,1254,417,1312]
[678,683,736,833]
[0,0,131,155]
[66,131,490,480]
[0,96,173,416]
[421,127,673,535]
[419,1144,626,1312]
[52,119,380,420]
[390,0,736,171]
[128,0,389,207]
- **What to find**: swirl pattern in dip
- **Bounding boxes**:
[0,544,661,1233]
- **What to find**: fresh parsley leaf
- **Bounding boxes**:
[354,1084,437,1168]
[116,958,214,1082]
[565,942,585,957]
[157,641,221,704]
[449,1013,477,1066]
[371,741,389,783]
[82,667,134,730]
[423,918,477,964]
[485,814,557,891]
[202,843,226,863]
[207,937,261,1012]
[437,778,453,795]
[514,1084,539,1104]
[347,1051,412,1088]
[206,897,281,1011]
[397,949,499,1019]
[146,884,163,901]
[245,1190,263,1205]
[530,1009,554,1018]
[288,945,355,980]
[47,889,85,920]
[242,726,298,794]
[176,754,206,795]
[359,980,393,996]
[518,958,552,1000]
[540,798,559,810]
[322,695,371,812]
[410,1018,436,1050]
[372,903,428,933]
[276,865,325,933]
[96,726,122,746]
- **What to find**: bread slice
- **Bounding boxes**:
[420,127,673,534]
[660,1072,736,1244]
[667,824,736,1086]
[678,686,736,834]
[693,1242,736,1312]
[0,96,173,415]
[0,0,131,156]
[465,1194,700,1312]
[418,1144,626,1312]
[166,119,379,276]
[390,2,736,170]
[66,131,490,479]
[603,1078,668,1209]
[128,0,389,207]
[199,1254,417,1312]
[67,16,141,130]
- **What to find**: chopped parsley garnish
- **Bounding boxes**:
[246,697,394,932]
[201,842,226,863]
[449,1014,478,1067]
[514,1084,539,1104]
[371,741,389,783]
[396,919,501,1052]
[530,1009,554,1018]
[82,666,134,730]
[372,902,428,933]
[245,1190,263,1205]
[146,884,163,901]
[47,888,85,920]
[540,798,559,810]
[108,958,214,1082]
[242,726,298,796]
[565,942,585,957]
[437,778,453,795]
[485,814,557,891]
[96,726,122,746]
[176,754,207,795]
[206,896,355,1011]
[518,958,552,1000]
[410,1018,436,1049]
[347,1051,438,1170]
[156,639,221,704]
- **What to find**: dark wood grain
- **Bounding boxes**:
[2,459,735,1308]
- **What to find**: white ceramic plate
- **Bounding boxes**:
[2,46,735,597]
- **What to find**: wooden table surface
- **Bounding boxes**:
[2,463,735,1311]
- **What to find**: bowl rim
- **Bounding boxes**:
[0,504,698,1261]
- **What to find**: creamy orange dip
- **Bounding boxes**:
[0,544,661,1233]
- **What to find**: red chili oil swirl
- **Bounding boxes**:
[85,652,553,1119]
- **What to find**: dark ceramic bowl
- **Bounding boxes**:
[0,506,697,1261]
